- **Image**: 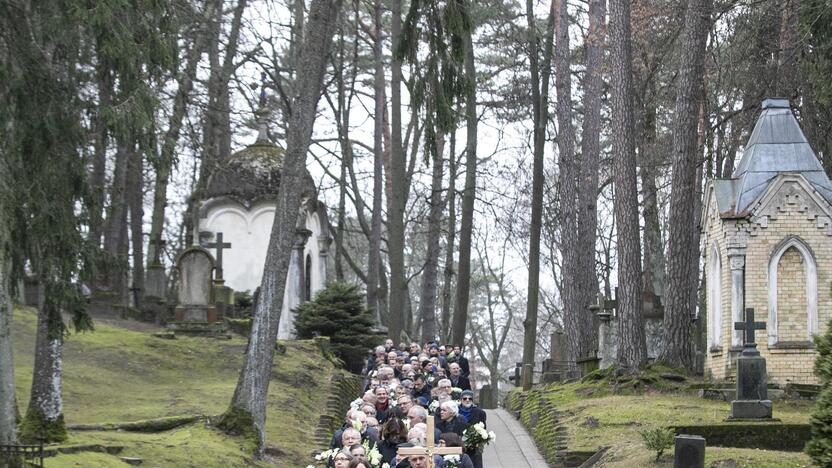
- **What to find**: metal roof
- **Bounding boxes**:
[715,98,832,217]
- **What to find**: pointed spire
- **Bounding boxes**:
[255,72,270,144]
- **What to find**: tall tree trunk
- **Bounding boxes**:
[451,8,482,347]
[609,0,647,370]
[89,64,112,249]
[22,286,67,443]
[576,0,606,358]
[639,95,665,298]
[219,0,342,452]
[388,0,407,342]
[520,0,556,377]
[147,12,210,265]
[0,162,16,446]
[101,142,130,301]
[555,0,583,364]
[440,129,458,343]
[367,0,384,322]
[659,0,712,370]
[419,132,446,343]
[128,146,144,308]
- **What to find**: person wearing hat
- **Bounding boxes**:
[458,390,486,425]
[459,390,486,468]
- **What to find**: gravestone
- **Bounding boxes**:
[673,434,705,468]
[729,308,772,419]
[206,232,234,318]
[145,237,167,299]
[172,247,220,325]
[479,384,495,409]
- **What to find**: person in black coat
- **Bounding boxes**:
[448,362,471,391]
[411,374,431,402]
[435,401,467,436]
[457,390,486,468]
[439,433,476,468]
[377,417,409,464]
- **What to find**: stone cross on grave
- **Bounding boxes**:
[397,416,462,468]
[734,308,766,356]
[206,233,232,281]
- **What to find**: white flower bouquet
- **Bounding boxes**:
[350,398,365,412]
[428,399,440,414]
[363,440,385,468]
[443,454,462,467]
[462,422,496,453]
[307,448,337,467]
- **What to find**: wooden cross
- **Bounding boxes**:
[396,416,463,468]
[734,308,766,356]
[206,232,232,280]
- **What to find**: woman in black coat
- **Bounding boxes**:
[435,401,467,436]
[377,417,408,464]
[458,390,487,468]
[438,433,475,468]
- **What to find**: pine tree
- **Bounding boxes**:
[294,283,381,374]
[807,319,832,464]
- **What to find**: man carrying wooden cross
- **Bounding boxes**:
[397,415,462,468]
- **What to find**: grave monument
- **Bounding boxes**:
[728,308,773,419]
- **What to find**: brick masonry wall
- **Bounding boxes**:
[703,178,832,385]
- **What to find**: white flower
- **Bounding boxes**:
[488,431,496,441]
[451,387,463,394]
[314,454,322,461]
[444,455,460,462]
[307,465,315,468]
[382,464,390,468]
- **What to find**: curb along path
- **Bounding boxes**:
[482,409,548,468]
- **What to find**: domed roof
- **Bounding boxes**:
[203,135,284,203]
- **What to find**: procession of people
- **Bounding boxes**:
[311,340,495,468]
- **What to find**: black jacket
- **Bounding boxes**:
[460,405,486,427]
[436,415,468,436]
[450,375,471,391]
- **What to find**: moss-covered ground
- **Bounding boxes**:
[11,305,338,467]
[507,366,816,467]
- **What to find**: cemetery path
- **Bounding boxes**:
[483,409,548,468]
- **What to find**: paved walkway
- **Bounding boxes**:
[482,409,548,468]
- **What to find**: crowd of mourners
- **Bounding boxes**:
[312,339,495,468]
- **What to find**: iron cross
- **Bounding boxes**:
[206,232,232,280]
[734,308,766,355]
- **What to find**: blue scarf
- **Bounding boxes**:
[459,404,475,423]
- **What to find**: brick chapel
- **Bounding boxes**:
[702,98,832,385]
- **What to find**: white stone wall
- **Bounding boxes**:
[199,198,329,339]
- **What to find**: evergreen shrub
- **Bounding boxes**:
[807,319,832,465]
[294,282,381,374]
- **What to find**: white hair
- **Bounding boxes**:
[440,400,459,416]
[407,425,427,446]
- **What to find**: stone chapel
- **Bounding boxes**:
[702,98,832,385]
[193,119,332,339]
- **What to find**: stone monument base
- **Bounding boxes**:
[174,305,220,323]
[167,320,230,337]
[728,399,773,419]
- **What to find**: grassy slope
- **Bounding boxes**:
[513,377,816,468]
[11,306,336,467]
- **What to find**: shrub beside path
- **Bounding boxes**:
[482,409,548,468]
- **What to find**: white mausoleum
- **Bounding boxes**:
[195,125,331,339]
[702,98,832,384]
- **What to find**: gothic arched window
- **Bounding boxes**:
[707,242,723,349]
[767,236,818,346]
